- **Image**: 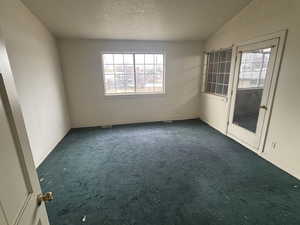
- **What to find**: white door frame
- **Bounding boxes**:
[225,30,287,153]
[228,38,279,149]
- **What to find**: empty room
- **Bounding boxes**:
[1,0,300,225]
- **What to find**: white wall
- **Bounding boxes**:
[200,0,300,179]
[0,0,70,167]
[59,39,203,127]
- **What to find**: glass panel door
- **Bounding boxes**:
[228,38,279,150]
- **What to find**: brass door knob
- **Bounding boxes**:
[260,105,268,110]
[38,192,54,205]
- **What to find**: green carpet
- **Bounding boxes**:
[38,119,300,225]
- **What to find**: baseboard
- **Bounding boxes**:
[260,154,300,180]
[36,128,71,168]
[71,116,200,129]
[199,117,227,135]
[203,117,300,180]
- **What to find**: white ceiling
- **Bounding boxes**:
[21,0,252,41]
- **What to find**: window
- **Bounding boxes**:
[238,48,271,89]
[102,53,164,95]
[204,49,232,96]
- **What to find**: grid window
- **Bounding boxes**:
[102,53,164,95]
[204,49,232,96]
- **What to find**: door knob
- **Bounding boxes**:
[260,105,268,110]
[38,192,54,205]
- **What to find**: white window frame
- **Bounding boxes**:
[101,52,166,96]
[202,48,233,97]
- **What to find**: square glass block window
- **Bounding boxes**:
[102,53,164,95]
[205,49,232,96]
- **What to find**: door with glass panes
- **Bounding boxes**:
[228,38,279,150]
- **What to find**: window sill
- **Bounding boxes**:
[200,92,228,102]
[238,87,264,90]
[104,92,166,97]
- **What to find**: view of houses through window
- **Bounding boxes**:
[102,53,164,95]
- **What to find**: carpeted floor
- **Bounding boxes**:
[38,119,300,225]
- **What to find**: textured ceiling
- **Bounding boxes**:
[21,0,252,41]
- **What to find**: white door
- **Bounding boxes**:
[228,38,279,150]
[0,32,51,225]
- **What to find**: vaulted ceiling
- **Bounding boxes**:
[21,0,252,41]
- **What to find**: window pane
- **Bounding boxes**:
[207,73,212,82]
[216,84,223,94]
[154,73,163,92]
[205,49,232,96]
[115,75,126,93]
[135,54,144,64]
[103,54,113,64]
[225,62,231,73]
[238,48,271,89]
[220,51,226,62]
[125,75,135,93]
[136,73,145,92]
[211,83,216,92]
[115,65,124,75]
[104,65,114,74]
[144,75,154,92]
[104,75,115,94]
[220,63,225,73]
[226,50,232,61]
[223,85,228,95]
[145,65,154,75]
[124,65,134,75]
[156,65,163,73]
[124,54,133,64]
[215,52,220,62]
[213,63,218,73]
[212,73,216,82]
[224,74,230,84]
[135,64,144,73]
[114,54,123,64]
[155,54,163,64]
[145,54,154,64]
[208,63,213,73]
[102,53,164,95]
